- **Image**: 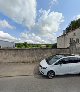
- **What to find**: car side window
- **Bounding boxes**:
[68,57,80,63]
[55,58,69,65]
[77,58,80,62]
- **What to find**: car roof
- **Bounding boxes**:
[67,55,80,58]
[56,54,80,58]
[62,55,80,58]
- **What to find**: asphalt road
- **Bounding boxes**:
[0,74,80,92]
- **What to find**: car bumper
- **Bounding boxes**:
[39,67,48,76]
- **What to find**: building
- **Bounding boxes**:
[0,40,15,48]
[57,28,80,48]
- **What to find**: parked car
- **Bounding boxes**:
[39,55,80,79]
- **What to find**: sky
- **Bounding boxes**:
[0,0,80,44]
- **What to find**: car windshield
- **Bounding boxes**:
[46,55,63,65]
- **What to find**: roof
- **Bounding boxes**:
[0,40,15,43]
[57,28,80,38]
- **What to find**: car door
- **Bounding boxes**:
[69,57,80,74]
[52,58,70,75]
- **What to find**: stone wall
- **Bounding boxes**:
[0,48,70,63]
[71,47,80,55]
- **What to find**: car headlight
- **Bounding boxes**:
[42,67,47,69]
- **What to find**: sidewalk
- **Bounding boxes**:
[0,63,39,77]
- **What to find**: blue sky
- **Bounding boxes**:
[0,0,80,43]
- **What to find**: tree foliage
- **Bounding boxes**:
[52,43,57,48]
[15,42,56,49]
[65,18,80,33]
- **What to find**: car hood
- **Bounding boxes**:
[40,59,49,67]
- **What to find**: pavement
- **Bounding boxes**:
[0,63,39,77]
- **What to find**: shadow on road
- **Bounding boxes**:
[55,74,80,79]
[33,63,48,79]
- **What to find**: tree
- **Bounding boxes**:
[23,42,28,48]
[52,43,57,48]
[65,18,80,33]
[16,43,23,48]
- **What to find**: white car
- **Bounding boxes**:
[39,55,80,79]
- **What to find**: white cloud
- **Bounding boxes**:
[21,32,45,44]
[49,0,58,9]
[73,14,80,20]
[0,0,64,44]
[21,9,64,44]
[0,10,64,43]
[0,0,36,29]
[36,9,64,34]
[0,31,18,42]
[0,20,14,29]
[21,31,57,44]
[75,15,80,20]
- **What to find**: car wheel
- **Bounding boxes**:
[47,71,55,79]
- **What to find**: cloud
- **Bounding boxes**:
[37,9,64,34]
[0,9,64,44]
[0,20,14,29]
[21,32,57,44]
[73,14,80,20]
[0,0,36,29]
[21,9,64,44]
[0,31,18,42]
[75,15,80,20]
[49,0,58,9]
[21,32,45,44]
[0,0,64,44]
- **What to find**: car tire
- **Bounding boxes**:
[47,70,55,79]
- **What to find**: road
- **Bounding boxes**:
[0,74,80,92]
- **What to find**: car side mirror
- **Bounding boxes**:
[59,61,63,65]
[59,62,62,65]
[54,61,62,65]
